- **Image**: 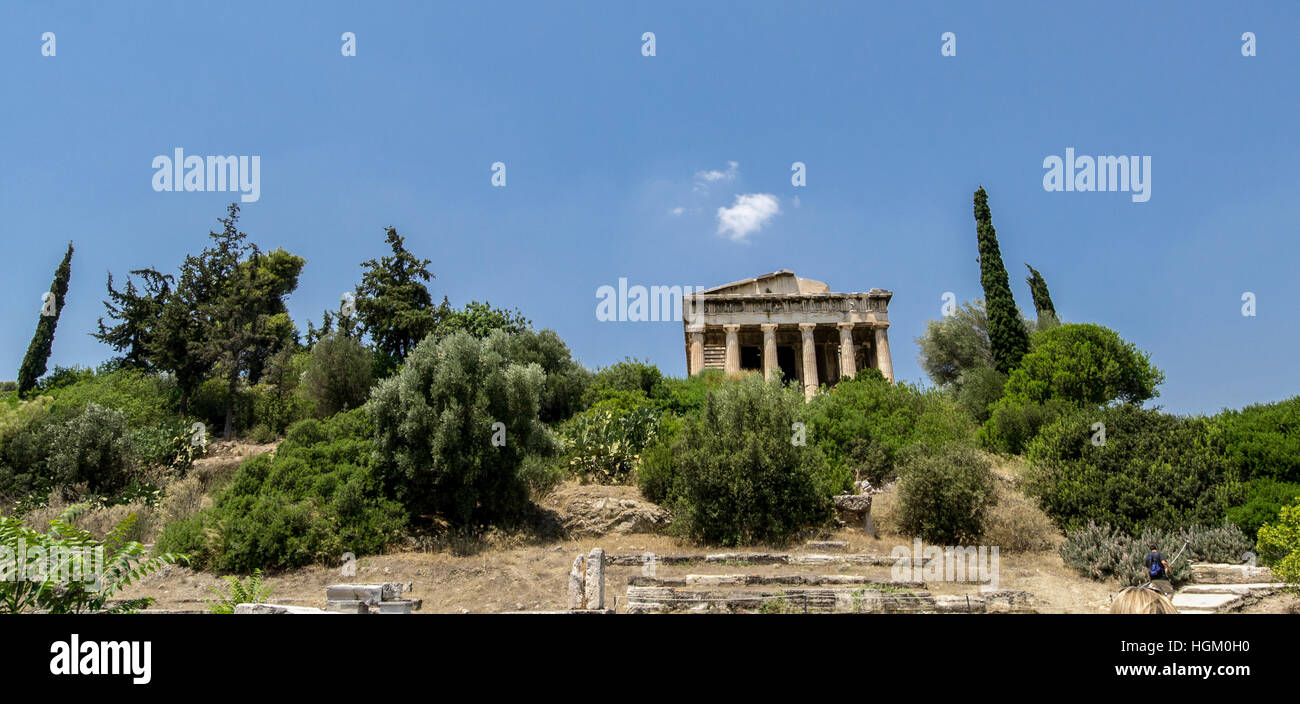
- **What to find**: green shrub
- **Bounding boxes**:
[47,404,136,497]
[653,369,728,418]
[301,334,374,418]
[369,331,557,525]
[1256,500,1300,590]
[807,374,974,488]
[641,374,836,546]
[1059,521,1254,586]
[156,409,406,573]
[1225,478,1300,541]
[130,417,205,472]
[980,398,1072,455]
[954,365,1007,424]
[587,358,664,403]
[46,368,176,427]
[1218,396,1300,484]
[894,444,996,544]
[560,397,663,484]
[1024,404,1239,535]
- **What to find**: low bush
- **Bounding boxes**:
[637,374,837,546]
[980,398,1074,456]
[1218,396,1300,484]
[1225,478,1300,541]
[560,398,663,485]
[894,444,996,544]
[156,409,406,573]
[1059,521,1254,586]
[808,373,974,488]
[1024,404,1240,535]
[1256,500,1300,590]
[983,484,1060,552]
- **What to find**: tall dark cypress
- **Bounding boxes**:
[1025,264,1058,323]
[18,242,74,396]
[973,188,1028,374]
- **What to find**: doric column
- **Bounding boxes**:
[874,324,894,383]
[838,322,856,379]
[799,323,818,400]
[688,328,705,376]
[760,324,779,382]
[723,324,741,375]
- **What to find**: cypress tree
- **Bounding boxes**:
[1025,264,1059,328]
[18,242,74,396]
[973,188,1028,375]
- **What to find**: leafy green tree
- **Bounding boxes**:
[502,329,592,423]
[368,330,557,525]
[18,243,73,396]
[188,206,303,439]
[301,333,374,417]
[1002,323,1164,407]
[915,299,994,387]
[1025,264,1059,329]
[1226,478,1300,541]
[433,299,530,340]
[973,188,1030,375]
[355,227,438,371]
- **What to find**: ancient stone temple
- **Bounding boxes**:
[682,270,894,399]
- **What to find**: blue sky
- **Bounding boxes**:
[1,1,1296,416]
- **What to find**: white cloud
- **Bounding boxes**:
[716,193,780,242]
[669,206,685,216]
[693,161,738,191]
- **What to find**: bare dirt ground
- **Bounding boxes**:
[120,524,1121,613]
[113,453,1123,614]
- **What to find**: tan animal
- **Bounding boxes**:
[1110,586,1178,614]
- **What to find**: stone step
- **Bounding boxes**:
[234,603,333,615]
[1179,583,1279,596]
[622,585,1035,614]
[325,583,405,604]
[606,552,926,567]
[1189,563,1274,585]
[325,600,372,614]
[1170,592,1242,612]
[628,573,924,589]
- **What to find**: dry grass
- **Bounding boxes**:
[16,439,272,543]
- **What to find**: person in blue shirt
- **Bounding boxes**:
[1144,545,1172,595]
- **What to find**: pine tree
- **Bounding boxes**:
[94,268,173,369]
[973,188,1029,375]
[17,243,74,396]
[1025,264,1059,329]
[355,227,437,371]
